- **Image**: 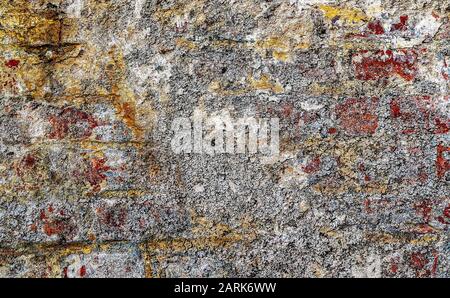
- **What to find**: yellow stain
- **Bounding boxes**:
[252,15,313,62]
[176,37,197,50]
[255,36,309,62]
[294,42,311,50]
[273,50,290,62]
[256,37,289,52]
[319,226,342,238]
[258,37,290,61]
[368,233,440,245]
[106,47,147,141]
[0,12,61,45]
[319,5,368,24]
[410,235,439,245]
[248,74,284,94]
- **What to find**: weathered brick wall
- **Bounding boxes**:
[0,0,448,277]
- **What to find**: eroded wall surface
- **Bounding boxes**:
[0,0,449,277]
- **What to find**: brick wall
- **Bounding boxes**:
[0,0,448,277]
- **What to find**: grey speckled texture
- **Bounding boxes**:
[0,0,449,277]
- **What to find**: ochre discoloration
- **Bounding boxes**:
[0,0,448,278]
[319,4,368,24]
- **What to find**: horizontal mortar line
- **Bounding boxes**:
[40,94,123,103]
[0,42,85,49]
[0,239,143,256]
[97,189,155,196]
[329,37,447,44]
[1,8,68,14]
[26,139,154,148]
[0,192,160,202]
[0,94,120,104]
[0,233,248,256]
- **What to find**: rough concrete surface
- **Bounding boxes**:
[0,0,449,278]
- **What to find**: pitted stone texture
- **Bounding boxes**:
[0,0,449,277]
